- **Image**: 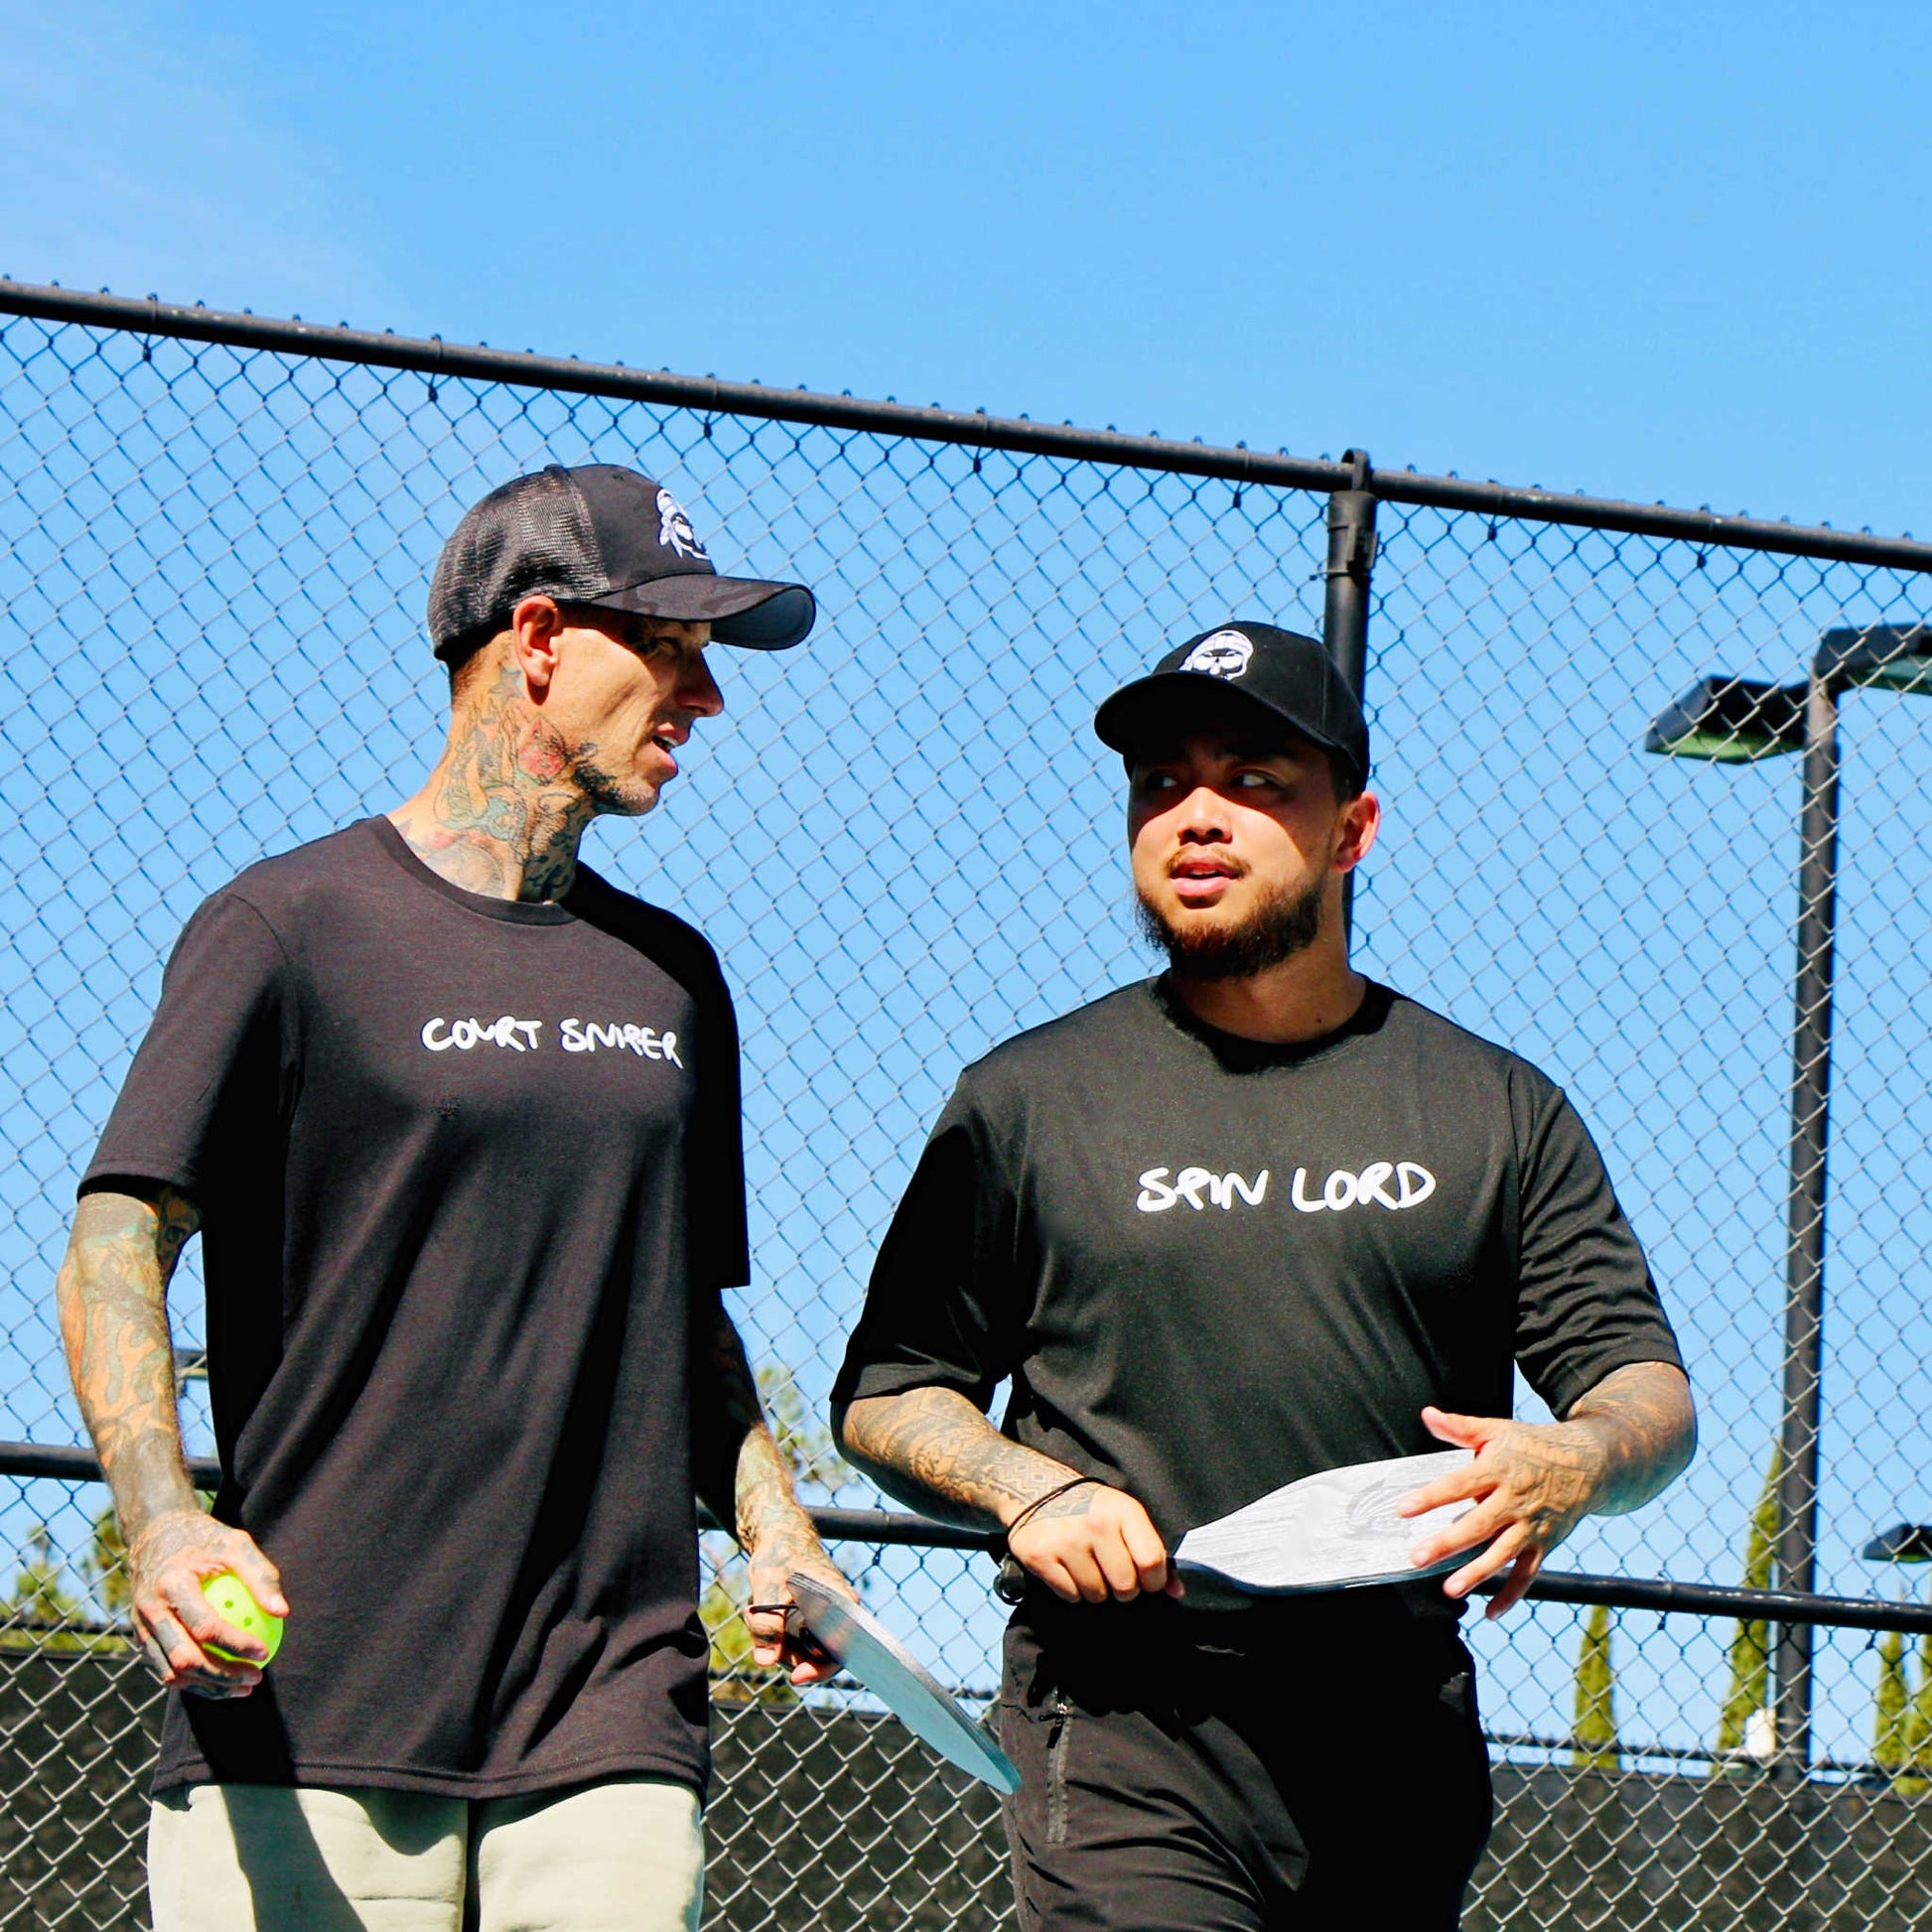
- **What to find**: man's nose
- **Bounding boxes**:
[1174,786,1232,838]
[681,653,726,719]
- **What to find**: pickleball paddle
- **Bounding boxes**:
[1172,1449,1478,1594]
[781,1574,1022,1794]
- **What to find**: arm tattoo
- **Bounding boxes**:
[839,1386,1082,1532]
[1563,1360,1697,1515]
[691,1301,816,1563]
[56,1187,203,1544]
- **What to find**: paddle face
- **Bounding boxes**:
[786,1575,1022,1795]
[1173,1449,1478,1594]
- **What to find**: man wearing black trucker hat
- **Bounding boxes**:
[835,621,1696,1929]
[57,464,853,1931]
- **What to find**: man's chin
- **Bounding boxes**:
[1144,886,1262,941]
[1134,877,1327,978]
[1163,936,1270,981]
[1157,905,1246,949]
[585,773,666,818]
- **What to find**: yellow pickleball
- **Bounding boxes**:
[202,1573,283,1665]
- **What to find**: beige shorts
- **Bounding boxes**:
[147,1775,704,1932]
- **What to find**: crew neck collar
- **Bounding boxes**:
[1149,973,1392,1069]
[364,815,582,925]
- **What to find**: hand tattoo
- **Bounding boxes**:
[1409,1361,1696,1615]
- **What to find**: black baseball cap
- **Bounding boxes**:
[427,464,816,661]
[1093,621,1370,788]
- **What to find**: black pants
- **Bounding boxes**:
[997,1589,1493,1931]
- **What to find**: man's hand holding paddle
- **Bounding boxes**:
[744,1531,855,1686]
[1398,1361,1698,1617]
[1396,1408,1601,1616]
[838,1387,1182,1605]
[1005,1477,1180,1604]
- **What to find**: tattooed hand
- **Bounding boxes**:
[1006,1482,1178,1605]
[690,1294,858,1685]
[127,1508,288,1698]
[744,1519,856,1688]
[1398,1361,1696,1617]
[56,1185,293,1694]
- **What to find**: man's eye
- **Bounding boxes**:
[1233,770,1277,788]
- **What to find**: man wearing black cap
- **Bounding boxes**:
[834,621,1695,1929]
[57,465,850,1930]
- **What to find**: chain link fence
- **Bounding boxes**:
[2,282,1931,1928]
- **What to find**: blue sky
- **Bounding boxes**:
[4,1,1929,536]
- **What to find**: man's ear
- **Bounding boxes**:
[1334,790,1382,874]
[507,596,566,698]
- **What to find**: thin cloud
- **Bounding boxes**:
[0,0,387,318]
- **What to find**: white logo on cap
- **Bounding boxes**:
[1177,630,1253,679]
[656,489,710,563]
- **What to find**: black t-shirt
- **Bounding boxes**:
[83,817,748,1799]
[835,978,1682,1604]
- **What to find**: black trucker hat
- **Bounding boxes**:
[427,464,816,660]
[1093,621,1369,787]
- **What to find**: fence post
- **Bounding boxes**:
[1773,668,1841,1774]
[1322,449,1378,934]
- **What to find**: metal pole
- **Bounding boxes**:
[1322,450,1378,936]
[1773,669,1840,1771]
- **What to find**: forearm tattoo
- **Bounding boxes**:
[839,1386,1081,1532]
[692,1303,816,1564]
[56,1188,202,1543]
[1563,1360,1697,1516]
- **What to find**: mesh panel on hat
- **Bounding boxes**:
[426,468,610,655]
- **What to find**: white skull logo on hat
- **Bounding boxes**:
[656,488,710,563]
[1178,630,1253,679]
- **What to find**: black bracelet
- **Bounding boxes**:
[1002,1475,1104,1551]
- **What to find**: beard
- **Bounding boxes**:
[1135,870,1328,980]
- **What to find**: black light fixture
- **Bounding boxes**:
[1647,627,1932,764]
[1643,621,1932,1772]
[1644,676,1804,762]
[1816,623,1932,696]
[1864,1524,1932,1565]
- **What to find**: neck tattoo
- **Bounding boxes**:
[392,659,613,903]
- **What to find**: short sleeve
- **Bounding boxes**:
[831,1080,1027,1422]
[686,960,749,1290]
[80,892,290,1203]
[1511,1080,1685,1418]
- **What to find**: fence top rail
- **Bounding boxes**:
[6,277,1930,575]
[5,1443,1929,1637]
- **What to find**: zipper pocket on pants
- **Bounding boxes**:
[1044,1693,1072,1846]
